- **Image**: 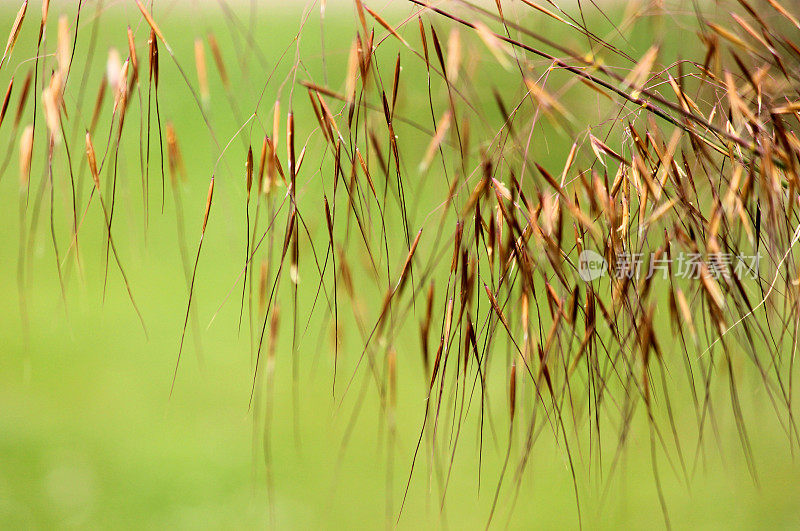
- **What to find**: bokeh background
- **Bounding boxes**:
[2,1,800,528]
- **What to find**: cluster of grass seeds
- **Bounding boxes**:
[5,0,800,526]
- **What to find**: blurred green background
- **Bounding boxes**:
[1,1,800,528]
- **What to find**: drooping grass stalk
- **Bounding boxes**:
[8,0,800,526]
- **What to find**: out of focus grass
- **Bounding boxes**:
[1,2,800,528]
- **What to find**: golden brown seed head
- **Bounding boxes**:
[1,0,28,69]
[246,146,253,199]
[126,26,138,74]
[194,39,208,104]
[19,124,33,188]
[85,131,100,190]
[57,15,69,78]
[148,29,158,86]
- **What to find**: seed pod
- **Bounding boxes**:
[263,136,276,196]
[391,53,401,112]
[19,124,33,188]
[246,146,253,200]
[0,78,13,129]
[324,196,334,244]
[345,39,358,104]
[272,101,280,151]
[135,0,164,43]
[57,15,69,78]
[112,58,129,113]
[451,221,463,273]
[443,298,454,348]
[41,0,49,26]
[89,78,107,132]
[148,29,158,86]
[463,319,475,377]
[165,123,185,184]
[106,48,122,88]
[257,135,268,193]
[1,0,28,70]
[418,16,429,69]
[126,26,138,77]
[85,131,100,190]
[207,33,229,88]
[42,72,62,140]
[13,68,31,127]
[268,304,280,362]
[194,38,208,103]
